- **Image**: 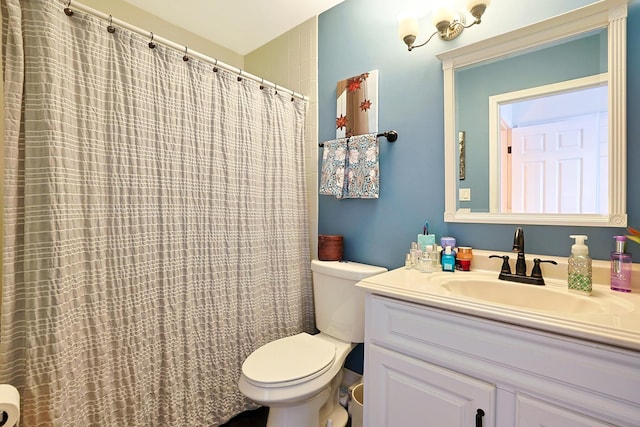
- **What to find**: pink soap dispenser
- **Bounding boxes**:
[610,235,632,292]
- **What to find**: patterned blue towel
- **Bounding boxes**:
[319,134,379,199]
[343,133,379,199]
[319,138,348,198]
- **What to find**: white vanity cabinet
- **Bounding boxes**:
[363,294,640,427]
[367,343,495,426]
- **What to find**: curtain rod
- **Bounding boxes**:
[61,1,309,101]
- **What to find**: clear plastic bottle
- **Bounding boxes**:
[410,242,419,269]
[419,244,439,273]
[611,235,632,292]
[419,251,432,273]
[568,235,592,295]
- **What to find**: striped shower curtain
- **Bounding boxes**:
[0,0,314,425]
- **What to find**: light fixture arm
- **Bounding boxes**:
[404,30,442,51]
[406,17,486,51]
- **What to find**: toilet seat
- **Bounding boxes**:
[242,333,336,388]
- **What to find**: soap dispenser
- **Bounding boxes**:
[611,235,632,292]
[568,235,592,295]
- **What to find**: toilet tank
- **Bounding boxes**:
[311,260,387,343]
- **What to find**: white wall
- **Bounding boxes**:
[77,0,244,67]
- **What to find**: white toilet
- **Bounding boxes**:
[238,259,387,427]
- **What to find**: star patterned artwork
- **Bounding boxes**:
[336,114,348,131]
[336,70,378,138]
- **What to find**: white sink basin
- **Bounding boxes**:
[432,273,634,315]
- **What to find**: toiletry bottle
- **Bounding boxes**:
[442,246,456,272]
[456,247,473,271]
[611,235,632,292]
[419,244,439,273]
[568,235,592,295]
[410,242,419,269]
[419,250,432,273]
[428,244,439,272]
[440,237,456,267]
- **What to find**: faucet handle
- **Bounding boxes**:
[489,255,511,274]
[531,258,558,278]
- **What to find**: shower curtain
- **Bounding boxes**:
[0,1,314,425]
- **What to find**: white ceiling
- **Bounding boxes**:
[121,0,346,55]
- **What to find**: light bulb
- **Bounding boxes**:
[397,11,419,40]
[431,3,455,32]
[466,0,490,21]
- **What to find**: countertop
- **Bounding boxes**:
[357,265,640,352]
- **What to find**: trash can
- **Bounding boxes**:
[350,383,364,427]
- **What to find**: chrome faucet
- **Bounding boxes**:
[489,227,557,286]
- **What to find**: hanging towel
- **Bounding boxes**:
[343,133,379,199]
[319,137,348,198]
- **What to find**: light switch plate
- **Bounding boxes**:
[459,188,471,201]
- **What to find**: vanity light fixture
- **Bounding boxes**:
[398,0,491,51]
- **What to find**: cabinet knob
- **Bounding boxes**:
[475,408,485,427]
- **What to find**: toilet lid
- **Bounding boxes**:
[242,333,336,387]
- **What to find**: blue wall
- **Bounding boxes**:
[319,0,640,268]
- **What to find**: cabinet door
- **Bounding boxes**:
[516,394,616,427]
[366,344,495,427]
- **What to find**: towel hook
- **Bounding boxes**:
[148,32,156,49]
[183,46,189,62]
[107,15,116,33]
[64,1,74,16]
[212,59,219,73]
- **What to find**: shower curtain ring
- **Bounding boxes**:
[148,32,156,49]
[260,78,265,90]
[64,1,74,16]
[237,70,243,82]
[183,46,189,62]
[274,84,278,95]
[212,59,218,73]
[107,15,116,33]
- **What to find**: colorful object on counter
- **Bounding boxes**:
[568,235,592,295]
[440,236,456,269]
[417,234,436,251]
[441,246,456,272]
[440,236,456,249]
[611,235,632,292]
[456,247,473,271]
[417,220,436,252]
